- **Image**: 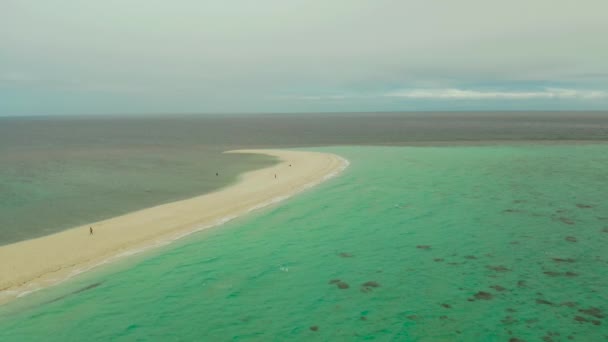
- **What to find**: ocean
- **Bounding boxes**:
[0,116,278,245]
[1,113,607,340]
[2,112,606,245]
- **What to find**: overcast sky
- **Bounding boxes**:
[1,0,607,116]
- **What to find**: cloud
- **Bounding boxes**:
[0,72,41,84]
[296,95,355,101]
[383,88,608,100]
[0,72,141,94]
[295,88,608,102]
[2,1,607,114]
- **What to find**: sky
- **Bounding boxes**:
[1,0,607,116]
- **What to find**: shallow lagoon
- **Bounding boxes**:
[1,144,606,341]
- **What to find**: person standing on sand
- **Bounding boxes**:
[90,227,93,235]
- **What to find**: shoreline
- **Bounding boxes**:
[0,149,348,305]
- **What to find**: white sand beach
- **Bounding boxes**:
[0,149,347,304]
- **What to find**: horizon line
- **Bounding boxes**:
[2,109,608,119]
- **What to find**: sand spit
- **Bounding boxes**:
[0,149,347,304]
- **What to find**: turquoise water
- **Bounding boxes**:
[1,145,607,341]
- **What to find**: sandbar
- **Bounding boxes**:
[0,149,347,304]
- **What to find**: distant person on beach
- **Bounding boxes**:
[89,227,93,235]
[275,174,277,179]
[216,172,218,176]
